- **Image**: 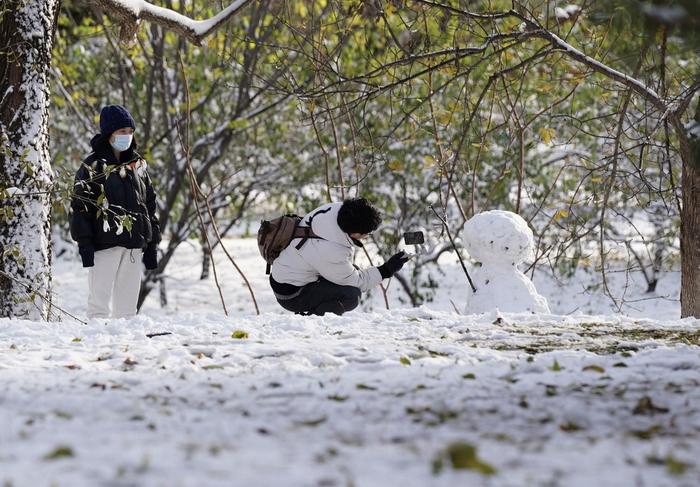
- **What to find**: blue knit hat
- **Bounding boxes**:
[99,105,136,136]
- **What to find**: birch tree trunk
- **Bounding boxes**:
[0,0,60,319]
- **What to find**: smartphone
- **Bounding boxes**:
[403,231,425,245]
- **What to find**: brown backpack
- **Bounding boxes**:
[257,214,322,274]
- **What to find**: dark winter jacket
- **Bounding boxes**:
[70,134,161,251]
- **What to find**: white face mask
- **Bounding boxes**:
[110,134,133,152]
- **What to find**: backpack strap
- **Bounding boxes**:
[294,207,331,250]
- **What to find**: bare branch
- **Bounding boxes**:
[413,0,518,21]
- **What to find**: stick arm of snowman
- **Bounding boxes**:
[429,205,477,293]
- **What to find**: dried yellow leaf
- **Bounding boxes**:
[539,127,556,145]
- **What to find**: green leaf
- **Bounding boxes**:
[71,337,81,343]
[54,410,73,420]
[202,364,224,370]
[666,455,690,475]
[43,446,74,460]
[295,416,327,427]
[231,330,249,339]
[427,349,449,358]
[582,364,605,373]
[387,160,404,172]
[550,360,562,372]
[462,373,476,380]
[400,356,411,365]
[630,424,662,440]
[327,394,348,402]
[432,457,444,474]
[227,118,250,130]
[560,422,582,432]
[356,383,377,391]
[445,442,496,475]
[122,215,134,233]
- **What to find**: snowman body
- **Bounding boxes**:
[462,210,550,314]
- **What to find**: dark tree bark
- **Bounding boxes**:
[675,118,700,318]
[0,0,61,319]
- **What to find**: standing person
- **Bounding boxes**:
[269,198,409,316]
[70,105,161,319]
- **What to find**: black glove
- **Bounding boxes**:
[78,243,94,268]
[378,251,410,279]
[143,242,158,270]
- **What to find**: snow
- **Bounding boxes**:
[685,120,700,139]
[109,0,250,36]
[463,210,534,265]
[3,0,58,319]
[2,309,699,486]
[546,31,661,106]
[1,238,698,485]
[554,5,581,21]
[640,4,688,24]
[462,211,550,314]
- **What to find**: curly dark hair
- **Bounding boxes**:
[337,198,382,235]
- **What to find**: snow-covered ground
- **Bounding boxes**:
[1,238,698,486]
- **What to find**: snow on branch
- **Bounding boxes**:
[92,0,254,45]
[536,30,666,111]
[413,2,669,113]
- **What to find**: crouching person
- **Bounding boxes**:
[270,198,409,316]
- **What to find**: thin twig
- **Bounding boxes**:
[429,205,476,293]
[0,270,87,325]
[180,56,261,315]
[178,55,229,316]
[362,243,390,310]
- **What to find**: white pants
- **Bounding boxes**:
[87,247,142,319]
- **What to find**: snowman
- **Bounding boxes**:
[462,210,550,314]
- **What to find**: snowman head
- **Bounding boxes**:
[462,210,535,266]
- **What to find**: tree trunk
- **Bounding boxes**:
[200,243,212,280]
[199,208,220,280]
[680,145,700,318]
[0,0,60,320]
[159,274,168,307]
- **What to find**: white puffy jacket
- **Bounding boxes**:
[270,203,383,292]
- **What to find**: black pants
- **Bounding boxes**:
[275,277,361,316]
